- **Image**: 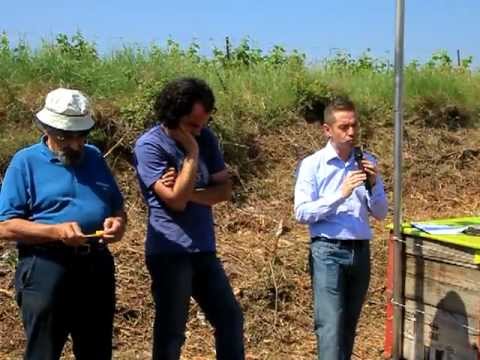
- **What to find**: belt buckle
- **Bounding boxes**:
[75,243,91,255]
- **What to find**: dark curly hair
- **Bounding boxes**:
[153,77,215,128]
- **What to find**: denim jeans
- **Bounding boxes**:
[309,239,370,360]
[15,246,116,360]
[146,252,245,360]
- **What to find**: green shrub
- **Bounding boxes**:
[0,32,478,174]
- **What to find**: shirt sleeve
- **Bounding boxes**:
[294,157,346,224]
[134,140,170,190]
[366,174,388,220]
[364,154,388,220]
[0,159,30,221]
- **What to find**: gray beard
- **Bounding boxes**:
[57,148,84,166]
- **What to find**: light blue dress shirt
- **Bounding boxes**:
[294,141,388,240]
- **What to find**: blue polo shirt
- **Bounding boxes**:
[133,125,225,254]
[0,138,124,236]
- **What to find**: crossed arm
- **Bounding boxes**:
[152,165,232,211]
[189,170,232,206]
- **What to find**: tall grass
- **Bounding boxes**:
[0,32,479,170]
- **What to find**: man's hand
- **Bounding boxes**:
[102,216,126,244]
[160,167,178,188]
[54,222,87,246]
[341,170,367,198]
[169,127,199,156]
[361,159,378,188]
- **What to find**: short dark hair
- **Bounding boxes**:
[152,77,215,128]
[324,97,356,125]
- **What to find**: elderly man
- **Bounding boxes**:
[294,97,388,360]
[0,88,126,360]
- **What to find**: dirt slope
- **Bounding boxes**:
[1,119,480,359]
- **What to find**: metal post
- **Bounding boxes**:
[393,0,406,359]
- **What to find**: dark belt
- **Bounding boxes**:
[311,236,369,247]
[18,241,107,258]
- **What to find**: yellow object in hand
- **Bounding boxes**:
[84,230,105,238]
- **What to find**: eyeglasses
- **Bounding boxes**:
[49,130,90,142]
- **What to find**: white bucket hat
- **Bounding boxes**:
[36,88,95,131]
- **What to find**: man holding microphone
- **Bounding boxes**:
[294,97,388,359]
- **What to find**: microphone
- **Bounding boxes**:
[353,146,371,194]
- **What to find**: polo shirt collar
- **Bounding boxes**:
[39,136,61,163]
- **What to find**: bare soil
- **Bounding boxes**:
[2,120,480,359]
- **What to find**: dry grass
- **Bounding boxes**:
[2,117,480,359]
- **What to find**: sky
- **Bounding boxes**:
[1,0,479,65]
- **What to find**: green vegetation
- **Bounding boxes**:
[0,32,479,172]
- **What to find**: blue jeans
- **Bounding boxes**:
[309,239,370,360]
[146,253,245,360]
[15,246,116,360]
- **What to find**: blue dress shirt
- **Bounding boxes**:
[294,141,388,240]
